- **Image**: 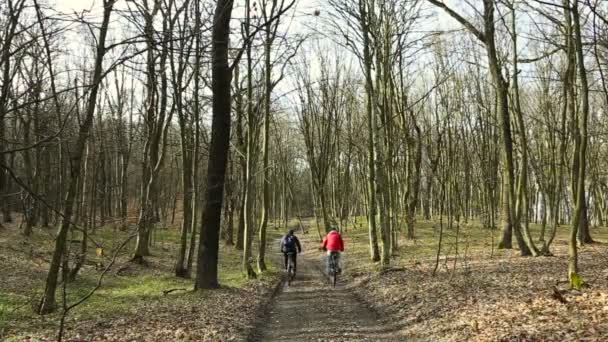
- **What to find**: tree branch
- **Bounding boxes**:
[427,0,486,43]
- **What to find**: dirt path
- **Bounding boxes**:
[248,245,404,342]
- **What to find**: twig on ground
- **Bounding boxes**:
[379,267,407,275]
[551,286,568,304]
[162,288,188,296]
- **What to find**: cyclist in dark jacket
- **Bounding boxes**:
[280,229,302,272]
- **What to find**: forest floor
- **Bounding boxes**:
[343,219,608,341]
[0,217,283,341]
[4,216,608,341]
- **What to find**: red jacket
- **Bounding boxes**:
[322,231,344,252]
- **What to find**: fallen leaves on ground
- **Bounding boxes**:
[7,277,278,342]
[66,284,274,341]
[1,222,281,342]
[350,243,608,341]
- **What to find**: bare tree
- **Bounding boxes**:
[37,0,116,314]
[131,0,176,262]
[428,0,534,256]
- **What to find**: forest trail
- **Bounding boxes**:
[248,237,403,342]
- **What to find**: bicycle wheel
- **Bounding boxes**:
[330,254,337,287]
[331,271,336,287]
[290,254,296,280]
[287,254,295,286]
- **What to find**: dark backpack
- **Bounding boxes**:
[283,235,296,252]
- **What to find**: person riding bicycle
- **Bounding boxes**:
[280,229,302,273]
[322,229,344,274]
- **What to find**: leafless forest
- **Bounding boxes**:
[2,0,608,340]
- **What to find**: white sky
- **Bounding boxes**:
[54,0,321,13]
[46,0,581,128]
[54,0,93,11]
[50,0,507,54]
[50,0,561,95]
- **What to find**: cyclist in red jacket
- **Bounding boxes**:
[322,230,344,274]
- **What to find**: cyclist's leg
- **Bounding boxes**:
[283,253,288,270]
[293,253,297,273]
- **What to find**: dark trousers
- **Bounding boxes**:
[284,252,297,272]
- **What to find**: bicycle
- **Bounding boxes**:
[286,251,296,286]
[327,251,339,287]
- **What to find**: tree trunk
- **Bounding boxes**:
[0,2,25,225]
[569,0,590,287]
[133,0,173,262]
[257,12,273,273]
[510,5,539,256]
[234,65,246,251]
[242,0,257,279]
[498,174,512,249]
[482,0,529,256]
[225,158,235,245]
[175,134,193,277]
[360,0,380,262]
[577,195,593,244]
[406,124,422,240]
[195,0,234,290]
[133,2,160,262]
[186,95,200,277]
